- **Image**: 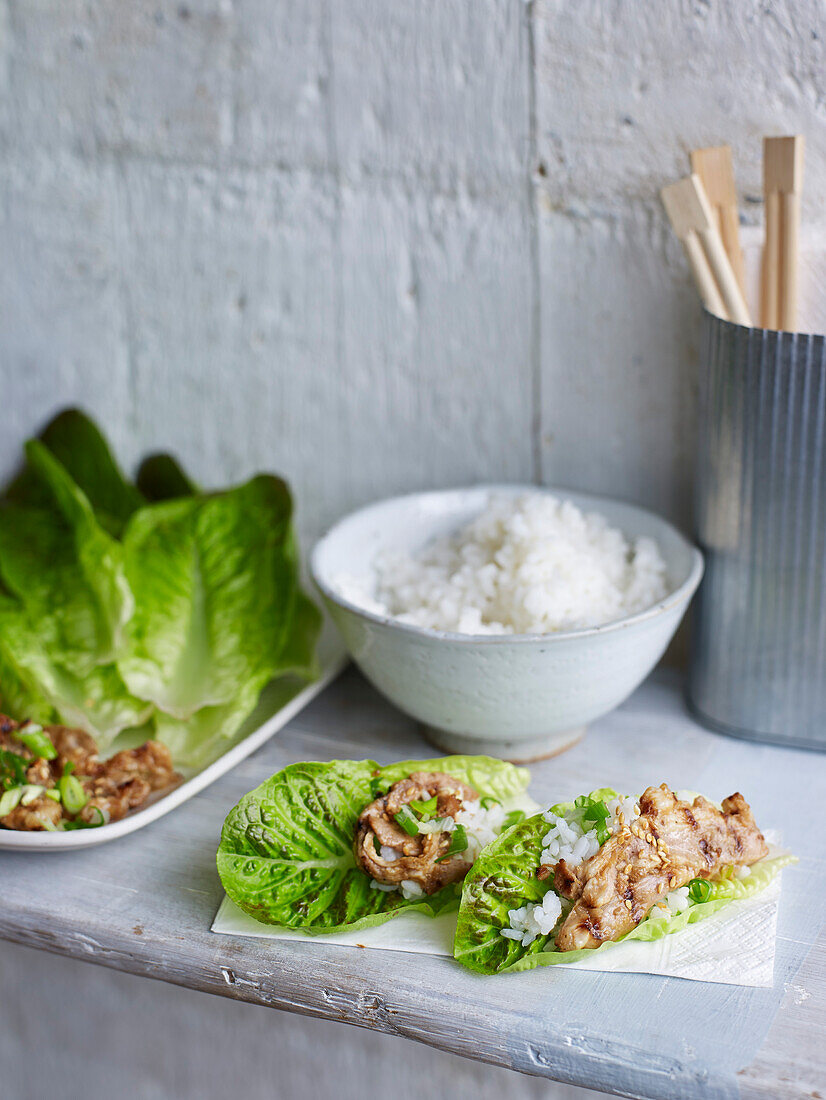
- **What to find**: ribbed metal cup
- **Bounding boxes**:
[688,311,826,750]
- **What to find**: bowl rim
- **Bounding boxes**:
[310,484,705,646]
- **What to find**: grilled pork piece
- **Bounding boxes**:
[354,771,477,894]
[79,742,179,824]
[554,783,768,951]
[0,713,181,831]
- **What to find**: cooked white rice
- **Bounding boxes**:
[362,493,667,635]
[501,894,563,946]
[539,795,639,870]
[648,885,690,919]
[454,798,507,861]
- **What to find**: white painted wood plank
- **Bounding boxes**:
[1,669,823,1099]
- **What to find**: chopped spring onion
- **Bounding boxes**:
[436,823,468,862]
[11,723,57,761]
[409,795,438,818]
[19,784,46,806]
[687,877,713,904]
[582,800,610,826]
[394,804,420,837]
[480,796,500,810]
[503,810,526,830]
[416,815,455,835]
[373,834,382,855]
[577,797,612,844]
[0,749,28,791]
[59,772,88,816]
[0,787,24,817]
[63,807,107,831]
[44,789,61,802]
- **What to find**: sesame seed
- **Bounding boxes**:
[669,876,678,888]
[656,882,665,893]
[625,899,633,910]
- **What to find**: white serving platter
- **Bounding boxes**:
[0,622,347,851]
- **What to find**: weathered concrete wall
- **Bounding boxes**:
[3,2,824,541]
[1,3,825,1098]
[0,0,534,541]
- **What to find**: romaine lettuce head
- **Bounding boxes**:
[454,795,795,974]
[217,755,530,934]
[0,411,321,768]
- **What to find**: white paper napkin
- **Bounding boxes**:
[212,835,790,988]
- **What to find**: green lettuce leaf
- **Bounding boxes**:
[454,796,795,974]
[118,476,315,716]
[0,598,58,725]
[0,594,152,745]
[135,453,199,503]
[0,442,133,676]
[3,409,144,536]
[217,756,530,934]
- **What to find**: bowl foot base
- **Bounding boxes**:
[421,725,586,764]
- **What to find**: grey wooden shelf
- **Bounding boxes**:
[1,668,823,1099]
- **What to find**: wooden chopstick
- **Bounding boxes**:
[661,174,751,325]
[762,135,805,331]
[690,145,746,297]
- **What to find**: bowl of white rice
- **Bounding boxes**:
[311,486,703,760]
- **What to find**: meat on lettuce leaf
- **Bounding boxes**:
[217,756,531,934]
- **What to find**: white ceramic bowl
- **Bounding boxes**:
[310,486,703,761]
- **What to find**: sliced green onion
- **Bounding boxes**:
[394,804,420,837]
[0,749,29,791]
[373,834,382,855]
[44,788,62,802]
[436,823,468,862]
[0,787,24,817]
[503,810,526,830]
[20,784,46,806]
[583,800,610,825]
[63,807,106,831]
[59,773,88,816]
[416,815,454,834]
[480,796,500,810]
[11,723,57,761]
[687,877,712,904]
[409,795,438,818]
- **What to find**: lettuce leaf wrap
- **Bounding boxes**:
[217,755,530,934]
[454,789,795,974]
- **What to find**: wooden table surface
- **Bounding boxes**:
[1,667,823,1100]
